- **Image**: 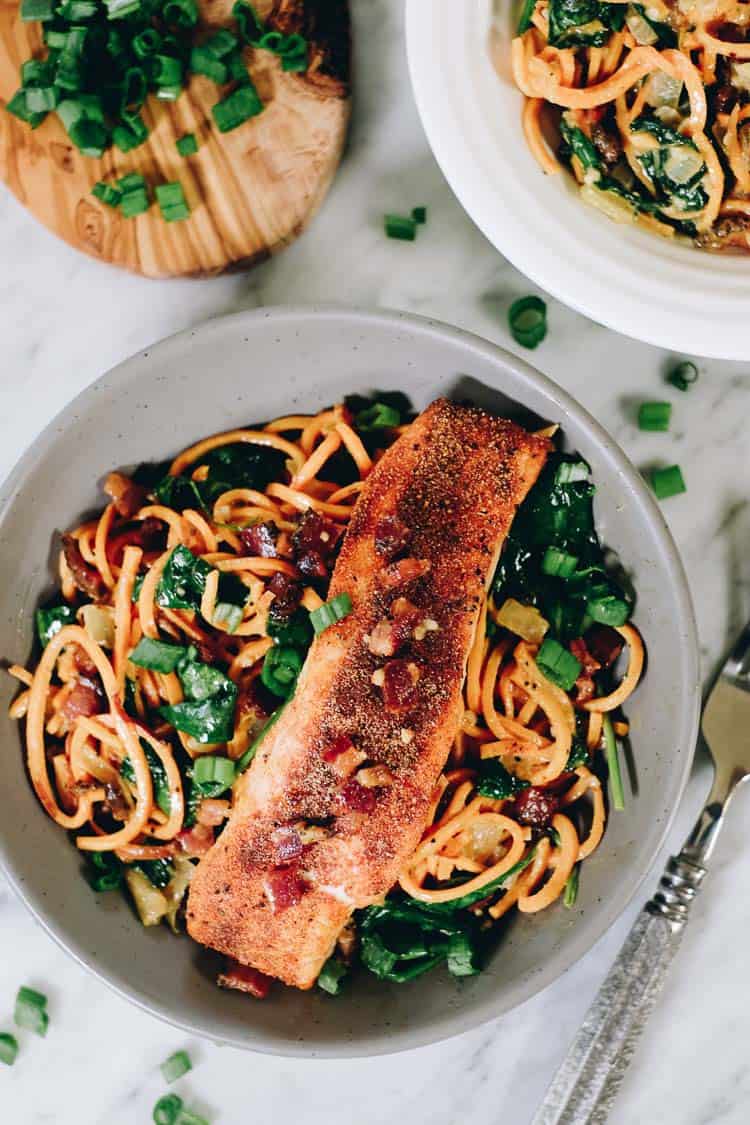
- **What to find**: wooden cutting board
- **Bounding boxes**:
[0,0,350,277]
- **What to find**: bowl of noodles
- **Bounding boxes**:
[0,307,699,1054]
[406,0,750,359]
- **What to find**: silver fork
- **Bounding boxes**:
[532,621,750,1125]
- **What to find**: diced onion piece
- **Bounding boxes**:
[125,867,168,926]
[645,70,682,108]
[663,146,704,185]
[494,597,549,644]
[79,603,115,648]
[625,6,658,45]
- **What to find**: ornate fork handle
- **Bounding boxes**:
[532,760,741,1125]
[531,854,706,1125]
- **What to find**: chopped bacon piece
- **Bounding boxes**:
[336,778,377,813]
[59,680,104,723]
[103,471,148,520]
[267,572,302,620]
[239,522,278,559]
[61,534,106,600]
[381,557,431,589]
[178,823,215,857]
[510,786,559,829]
[381,659,420,713]
[264,865,307,913]
[570,637,601,704]
[297,550,328,580]
[292,511,343,579]
[106,517,166,567]
[322,734,366,779]
[374,515,411,560]
[217,959,273,999]
[584,625,625,669]
[272,825,304,864]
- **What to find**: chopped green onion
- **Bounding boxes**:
[355,402,400,430]
[5,89,47,128]
[412,205,427,224]
[0,1033,19,1067]
[86,850,123,892]
[563,864,580,908]
[192,754,235,790]
[24,86,59,112]
[113,115,149,152]
[14,986,49,1037]
[176,132,198,156]
[603,714,625,811]
[310,593,353,635]
[224,50,248,82]
[666,360,698,392]
[213,602,242,632]
[92,180,122,207]
[21,0,54,20]
[153,1094,184,1125]
[118,171,146,191]
[650,464,686,500]
[205,28,238,56]
[317,956,348,995]
[261,645,303,698]
[212,82,264,132]
[586,594,630,627]
[162,0,198,25]
[152,53,183,88]
[156,180,190,222]
[637,401,671,432]
[541,547,579,578]
[509,295,547,349]
[120,186,150,217]
[554,459,589,485]
[384,213,417,241]
[175,1110,209,1125]
[58,0,97,18]
[190,45,228,83]
[232,0,264,43]
[536,637,581,692]
[105,0,141,18]
[69,117,107,156]
[133,27,162,57]
[160,1049,192,1084]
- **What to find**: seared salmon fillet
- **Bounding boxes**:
[187,399,550,989]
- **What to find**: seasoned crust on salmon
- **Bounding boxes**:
[187,399,551,989]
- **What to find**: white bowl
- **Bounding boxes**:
[406,0,748,360]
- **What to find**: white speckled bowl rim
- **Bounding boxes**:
[0,306,699,1056]
[406,0,750,361]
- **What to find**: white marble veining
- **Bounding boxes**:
[1,2,750,1123]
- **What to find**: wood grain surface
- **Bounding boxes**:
[0,0,351,277]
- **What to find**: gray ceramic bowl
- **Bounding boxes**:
[0,307,699,1056]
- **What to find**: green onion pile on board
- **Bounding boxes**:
[6,0,308,203]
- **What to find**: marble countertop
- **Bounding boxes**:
[1,2,749,1123]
